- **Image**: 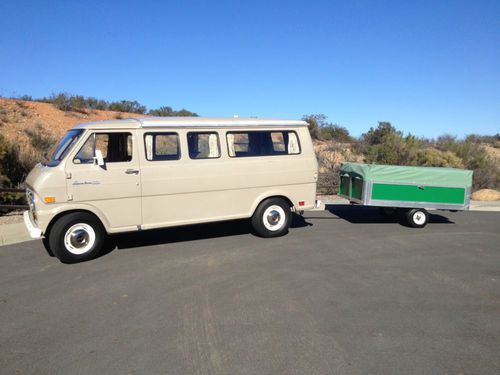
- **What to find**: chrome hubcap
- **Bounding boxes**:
[70,229,89,249]
[267,210,281,226]
[263,205,287,231]
[64,223,96,255]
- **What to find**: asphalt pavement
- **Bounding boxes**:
[1,206,499,374]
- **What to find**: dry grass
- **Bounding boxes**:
[471,189,500,201]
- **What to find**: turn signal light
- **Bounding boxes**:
[43,196,56,203]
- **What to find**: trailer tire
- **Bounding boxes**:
[405,208,428,228]
[251,198,291,238]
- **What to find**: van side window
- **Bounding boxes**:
[227,131,300,157]
[187,132,220,159]
[74,133,133,164]
[144,133,180,161]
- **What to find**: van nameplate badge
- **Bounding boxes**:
[72,181,101,185]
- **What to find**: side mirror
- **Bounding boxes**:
[94,149,105,166]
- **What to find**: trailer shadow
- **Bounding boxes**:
[104,213,311,252]
[324,204,454,226]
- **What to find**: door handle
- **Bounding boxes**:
[125,169,139,175]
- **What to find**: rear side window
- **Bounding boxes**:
[227,131,300,157]
[187,132,220,159]
[144,133,180,161]
[74,132,133,164]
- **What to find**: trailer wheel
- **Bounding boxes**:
[405,208,429,228]
[251,198,291,238]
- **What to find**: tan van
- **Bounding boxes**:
[24,117,318,263]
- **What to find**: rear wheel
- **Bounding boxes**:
[49,212,105,263]
[251,198,292,238]
[405,208,428,228]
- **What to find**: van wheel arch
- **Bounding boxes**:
[253,195,293,216]
[45,210,107,238]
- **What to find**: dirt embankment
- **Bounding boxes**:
[0,97,148,150]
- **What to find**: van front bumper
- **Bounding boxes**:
[23,211,43,239]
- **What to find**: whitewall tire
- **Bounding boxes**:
[49,212,105,263]
[251,198,292,238]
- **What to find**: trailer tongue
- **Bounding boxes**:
[339,162,473,227]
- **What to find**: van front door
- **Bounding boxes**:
[66,131,141,231]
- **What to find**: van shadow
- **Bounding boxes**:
[324,204,454,226]
[104,213,312,252]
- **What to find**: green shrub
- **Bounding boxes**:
[0,134,10,186]
[0,191,25,212]
[302,114,353,142]
[45,92,73,111]
[1,144,39,187]
[0,124,58,189]
[465,133,500,145]
[30,92,198,116]
[320,125,353,142]
[38,93,148,114]
[84,97,108,110]
[302,114,325,139]
[361,122,402,146]
[108,100,146,114]
[317,170,339,195]
[148,106,198,117]
[413,148,463,168]
[0,134,30,210]
[359,125,407,165]
[25,123,56,152]
[434,136,499,188]
[18,95,33,101]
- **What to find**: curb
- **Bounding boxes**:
[0,222,34,247]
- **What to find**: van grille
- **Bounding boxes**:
[26,189,36,220]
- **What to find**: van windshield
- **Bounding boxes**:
[42,129,84,167]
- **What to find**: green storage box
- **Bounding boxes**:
[339,162,473,210]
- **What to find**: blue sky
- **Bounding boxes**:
[0,0,498,137]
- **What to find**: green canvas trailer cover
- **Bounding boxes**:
[339,162,473,210]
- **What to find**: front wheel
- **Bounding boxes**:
[405,208,429,228]
[49,212,106,263]
[251,198,292,238]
